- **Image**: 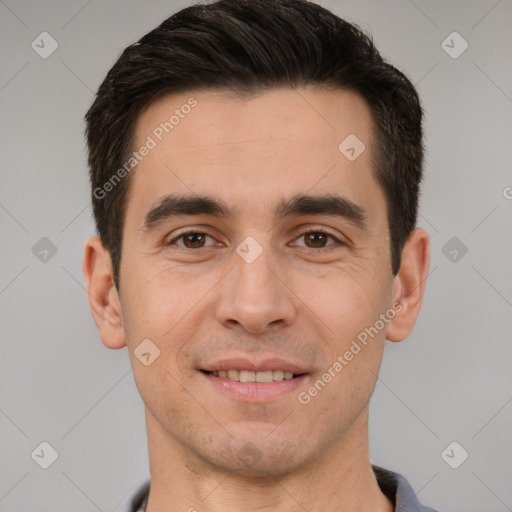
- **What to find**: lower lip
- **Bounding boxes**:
[200,372,309,402]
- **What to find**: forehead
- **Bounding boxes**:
[126,87,384,225]
[135,87,373,155]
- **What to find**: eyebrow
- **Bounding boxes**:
[140,193,368,232]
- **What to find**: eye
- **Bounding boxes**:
[166,230,218,249]
[165,228,343,251]
[292,229,342,249]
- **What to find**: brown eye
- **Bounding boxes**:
[166,231,216,249]
[182,233,207,248]
[293,230,340,249]
[303,232,329,248]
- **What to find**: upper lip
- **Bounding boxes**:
[200,357,309,374]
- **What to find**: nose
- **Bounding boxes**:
[214,244,297,334]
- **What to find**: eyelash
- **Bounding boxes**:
[165,228,344,250]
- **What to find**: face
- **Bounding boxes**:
[115,88,399,476]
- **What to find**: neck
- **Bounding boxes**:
[144,406,394,512]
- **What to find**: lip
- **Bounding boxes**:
[199,357,310,402]
[200,357,309,374]
[200,371,309,402]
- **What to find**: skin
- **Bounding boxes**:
[83,87,430,512]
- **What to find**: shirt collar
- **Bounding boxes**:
[372,465,439,512]
[118,465,439,512]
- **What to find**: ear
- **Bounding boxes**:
[386,227,430,342]
[82,235,126,349]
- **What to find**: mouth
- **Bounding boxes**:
[201,369,306,382]
[198,358,310,402]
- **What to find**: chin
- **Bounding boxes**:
[192,435,311,479]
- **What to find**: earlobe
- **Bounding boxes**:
[82,235,127,349]
[386,228,430,343]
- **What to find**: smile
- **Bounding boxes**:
[202,369,304,382]
[200,370,309,402]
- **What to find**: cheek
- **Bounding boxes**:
[120,262,220,392]
[132,355,198,434]
[291,262,391,345]
[121,261,207,341]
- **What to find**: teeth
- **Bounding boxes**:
[239,370,256,382]
[256,370,273,383]
[210,370,299,382]
[272,370,284,381]
[227,370,239,381]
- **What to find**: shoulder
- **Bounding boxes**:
[372,465,440,512]
[117,480,150,512]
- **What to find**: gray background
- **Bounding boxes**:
[1,0,511,510]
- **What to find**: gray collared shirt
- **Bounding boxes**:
[117,465,440,512]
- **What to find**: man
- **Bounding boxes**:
[82,0,435,510]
